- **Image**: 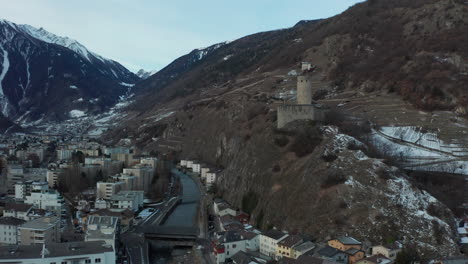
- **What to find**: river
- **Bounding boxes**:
[151,169,201,263]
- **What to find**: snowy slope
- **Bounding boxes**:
[372,126,468,174]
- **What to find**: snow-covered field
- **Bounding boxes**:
[372,126,468,175]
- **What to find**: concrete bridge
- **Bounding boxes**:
[142,226,199,247]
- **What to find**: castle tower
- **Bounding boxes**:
[297,75,312,105]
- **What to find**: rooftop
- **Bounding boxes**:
[345,247,362,255]
[335,236,362,245]
[86,215,119,241]
[0,217,26,226]
[4,202,33,212]
[262,229,288,240]
[19,217,59,230]
[0,240,113,260]
[318,245,345,258]
[279,234,303,248]
[357,255,391,264]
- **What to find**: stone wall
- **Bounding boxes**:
[277,104,325,128]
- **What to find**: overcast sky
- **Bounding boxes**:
[0,0,363,72]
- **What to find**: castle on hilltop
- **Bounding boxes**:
[277,66,326,129]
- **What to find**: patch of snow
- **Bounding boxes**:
[223,54,233,61]
[69,85,78,89]
[288,70,298,76]
[0,44,11,116]
[110,69,118,78]
[354,150,369,160]
[119,82,134,87]
[69,110,86,118]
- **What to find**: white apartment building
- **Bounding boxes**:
[259,230,289,258]
[96,181,126,200]
[14,181,34,200]
[123,165,154,192]
[56,149,74,160]
[24,183,65,215]
[18,216,60,246]
[0,217,26,245]
[109,191,144,212]
[46,169,61,188]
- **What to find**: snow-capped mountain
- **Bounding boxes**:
[0,19,140,124]
[136,69,158,80]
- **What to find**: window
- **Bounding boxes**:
[50,262,56,264]
[61,262,67,264]
[232,244,236,248]
[95,259,101,263]
[85,260,91,264]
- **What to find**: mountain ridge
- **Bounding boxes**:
[0,18,140,125]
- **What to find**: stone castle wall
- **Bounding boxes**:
[277,104,325,128]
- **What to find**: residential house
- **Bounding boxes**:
[276,235,304,260]
[213,230,248,264]
[276,235,315,260]
[345,248,365,264]
[231,250,271,264]
[3,203,33,220]
[213,198,228,215]
[293,241,316,259]
[317,245,348,264]
[218,205,237,217]
[356,254,392,264]
[259,229,289,258]
[328,237,362,251]
[372,242,402,261]
[240,229,260,252]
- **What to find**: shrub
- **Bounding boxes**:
[288,125,322,157]
[321,170,347,188]
[272,164,281,172]
[376,168,392,180]
[427,203,447,219]
[274,136,289,147]
[242,191,259,214]
[247,105,267,121]
[321,153,338,162]
[313,89,329,100]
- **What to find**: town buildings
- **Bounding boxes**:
[0,240,116,264]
